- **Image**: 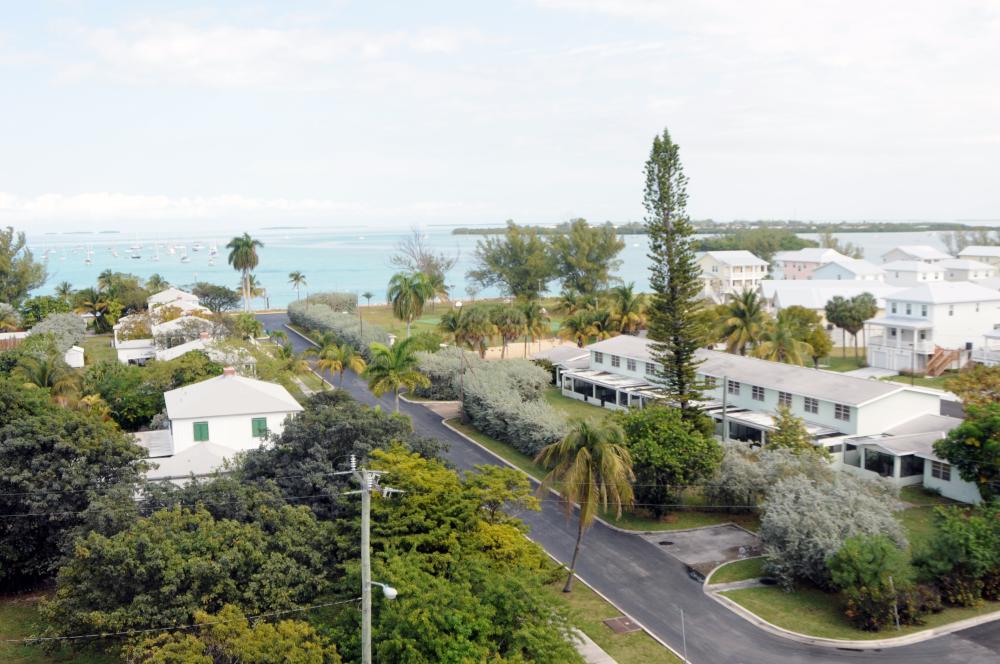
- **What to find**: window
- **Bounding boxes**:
[976,302,980,312]
[727,380,740,396]
[891,302,897,314]
[804,397,818,414]
[827,444,843,454]
[906,303,912,315]
[611,355,620,368]
[949,305,954,316]
[703,375,717,389]
[251,417,268,438]
[901,455,925,478]
[890,327,897,337]
[751,385,765,401]
[193,421,209,442]
[931,461,951,481]
[645,362,656,375]
[593,352,603,364]
[919,330,926,341]
[626,358,636,372]
[921,304,927,316]
[834,403,850,421]
[778,391,792,407]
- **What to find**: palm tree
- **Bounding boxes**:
[54,281,74,302]
[74,288,112,333]
[426,272,449,311]
[520,301,550,357]
[609,282,646,334]
[269,329,288,345]
[455,305,496,358]
[719,289,767,356]
[364,337,430,412]
[274,343,310,376]
[226,233,264,312]
[315,343,367,386]
[288,271,307,301]
[362,291,374,307]
[145,274,169,293]
[587,309,617,341]
[386,272,434,337]
[535,420,634,592]
[15,354,81,403]
[755,314,813,365]
[244,274,267,309]
[438,309,462,342]
[97,269,116,293]
[558,312,594,348]
[0,304,19,331]
[490,305,527,359]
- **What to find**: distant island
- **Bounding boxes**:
[261,225,310,230]
[452,219,991,236]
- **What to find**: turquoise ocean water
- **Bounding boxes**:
[25,227,961,309]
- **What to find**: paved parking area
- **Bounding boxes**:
[641,524,760,575]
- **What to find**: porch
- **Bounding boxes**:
[839,433,930,487]
[866,317,935,372]
[972,330,1000,367]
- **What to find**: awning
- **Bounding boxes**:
[867,316,934,330]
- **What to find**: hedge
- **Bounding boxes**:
[303,292,358,314]
[287,299,389,358]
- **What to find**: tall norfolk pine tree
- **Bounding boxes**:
[643,129,706,414]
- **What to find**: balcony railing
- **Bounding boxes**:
[972,348,1000,366]
[868,336,934,353]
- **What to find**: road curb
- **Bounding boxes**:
[706,584,1000,650]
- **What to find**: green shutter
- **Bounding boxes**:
[252,417,268,438]
[193,421,209,442]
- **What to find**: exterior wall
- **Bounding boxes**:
[882,298,1000,349]
[812,263,884,282]
[884,269,945,286]
[852,390,940,435]
[698,255,767,297]
[959,252,1000,268]
[64,346,85,368]
[883,249,948,264]
[170,411,296,454]
[923,465,982,504]
[115,339,155,364]
[773,259,821,281]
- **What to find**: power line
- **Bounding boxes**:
[2,596,361,645]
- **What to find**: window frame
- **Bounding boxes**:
[834,403,851,421]
[610,355,620,368]
[804,397,819,414]
[593,351,603,364]
[727,380,740,396]
[251,417,268,438]
[193,421,209,442]
[931,460,951,481]
[626,358,636,372]
[778,391,792,408]
[751,385,765,401]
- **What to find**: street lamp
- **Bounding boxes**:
[371,581,399,600]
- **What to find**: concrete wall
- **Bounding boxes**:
[923,465,982,504]
[812,263,884,282]
[170,411,296,454]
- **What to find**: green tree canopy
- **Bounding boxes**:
[933,403,999,502]
[0,226,46,306]
[468,221,554,300]
[768,404,821,455]
[18,294,71,327]
[548,218,625,296]
[387,271,434,337]
[192,281,242,312]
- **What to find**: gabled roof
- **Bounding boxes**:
[882,260,944,273]
[939,258,996,271]
[814,258,885,276]
[146,442,236,480]
[700,250,768,267]
[882,245,951,261]
[148,287,199,307]
[582,337,910,406]
[759,280,904,309]
[773,248,848,263]
[152,315,213,336]
[888,281,1000,304]
[165,373,303,419]
[959,245,1000,258]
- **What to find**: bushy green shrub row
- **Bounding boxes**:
[304,291,358,313]
[413,347,485,400]
[460,360,567,456]
[288,298,389,357]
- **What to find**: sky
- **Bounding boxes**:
[2,1,999,233]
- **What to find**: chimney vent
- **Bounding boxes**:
[223,366,236,377]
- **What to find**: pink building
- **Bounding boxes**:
[772,248,849,280]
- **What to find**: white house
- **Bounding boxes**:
[882,260,946,286]
[958,245,1000,268]
[553,335,981,503]
[0,331,86,367]
[113,288,215,364]
[148,287,201,309]
[154,332,257,375]
[759,280,905,347]
[881,245,951,264]
[135,368,303,481]
[866,282,1000,375]
[812,258,885,282]
[939,258,997,282]
[697,251,769,300]
[772,248,849,280]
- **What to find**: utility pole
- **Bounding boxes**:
[721,374,729,443]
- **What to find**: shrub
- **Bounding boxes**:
[28,312,86,352]
[304,291,358,313]
[461,361,567,456]
[760,474,905,589]
[288,300,389,357]
[829,534,915,631]
[913,503,1000,607]
[704,441,835,510]
[414,346,485,400]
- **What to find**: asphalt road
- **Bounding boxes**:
[259,313,1000,664]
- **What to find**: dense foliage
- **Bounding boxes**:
[913,502,1000,606]
[413,346,485,400]
[933,404,998,502]
[696,228,816,263]
[617,406,722,516]
[28,312,87,352]
[0,378,147,588]
[0,226,46,306]
[288,298,389,358]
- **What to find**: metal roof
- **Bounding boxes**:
[701,250,768,266]
[959,246,1000,258]
[866,316,934,330]
[888,281,1000,304]
[164,374,303,419]
[814,258,885,276]
[939,258,995,271]
[882,245,952,261]
[146,442,236,480]
[773,248,848,263]
[581,337,908,406]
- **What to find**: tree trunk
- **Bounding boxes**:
[394,388,400,412]
[563,518,586,593]
[406,320,411,338]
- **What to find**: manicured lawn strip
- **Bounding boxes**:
[79,334,116,366]
[543,387,612,423]
[543,580,683,664]
[708,557,766,585]
[882,374,953,390]
[0,596,117,663]
[819,354,866,372]
[299,369,328,392]
[446,418,759,532]
[722,586,1000,641]
[900,485,957,507]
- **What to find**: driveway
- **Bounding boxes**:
[259,313,1000,664]
[642,525,760,577]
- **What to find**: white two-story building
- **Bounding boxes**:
[958,245,1000,268]
[135,367,303,482]
[554,335,981,503]
[866,282,1000,375]
[882,260,946,286]
[811,258,885,282]
[939,258,997,282]
[881,245,951,264]
[697,251,769,300]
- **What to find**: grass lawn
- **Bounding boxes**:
[0,595,117,663]
[708,557,766,585]
[819,349,866,372]
[544,580,682,664]
[446,418,760,533]
[882,374,953,390]
[543,387,613,423]
[79,334,116,366]
[722,585,1000,641]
